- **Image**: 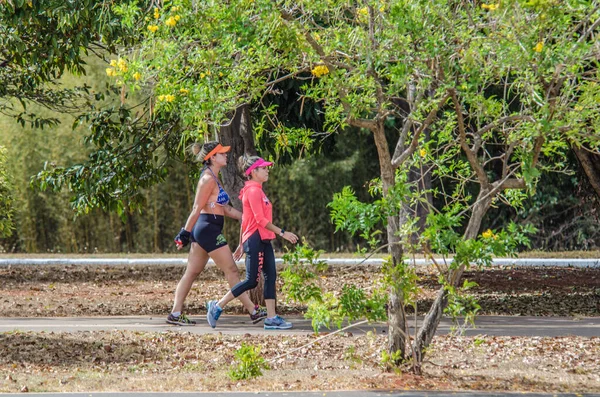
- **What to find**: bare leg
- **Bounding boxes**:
[210,245,256,313]
[217,290,236,309]
[171,243,209,313]
[265,299,276,318]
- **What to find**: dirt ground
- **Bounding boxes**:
[1,264,598,317]
[1,263,599,393]
[1,331,598,393]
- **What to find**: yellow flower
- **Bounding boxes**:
[165,94,176,102]
[481,3,499,10]
[174,15,181,21]
[147,25,159,33]
[313,33,320,41]
[534,41,544,52]
[105,68,117,77]
[158,95,165,101]
[154,7,160,19]
[200,72,206,78]
[179,88,189,95]
[165,17,177,27]
[218,72,224,77]
[110,59,118,67]
[171,6,179,12]
[117,59,128,72]
[419,148,427,157]
[311,65,330,78]
[133,72,142,81]
[357,6,369,18]
[482,229,494,239]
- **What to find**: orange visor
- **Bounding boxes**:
[203,144,231,161]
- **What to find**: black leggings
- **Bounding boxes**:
[231,231,276,300]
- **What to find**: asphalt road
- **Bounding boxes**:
[1,315,599,337]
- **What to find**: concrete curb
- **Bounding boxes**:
[0,257,599,267]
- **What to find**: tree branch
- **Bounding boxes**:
[265,68,310,87]
[348,117,376,130]
[450,89,490,189]
[391,91,450,168]
[473,115,535,139]
[576,14,600,45]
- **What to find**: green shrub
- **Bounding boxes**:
[228,343,270,381]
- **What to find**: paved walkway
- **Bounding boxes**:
[1,315,599,337]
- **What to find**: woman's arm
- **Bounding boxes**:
[233,224,244,261]
[264,222,298,244]
[183,175,214,231]
[223,204,242,220]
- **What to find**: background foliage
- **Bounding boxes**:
[0,0,599,254]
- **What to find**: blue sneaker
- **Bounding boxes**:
[264,315,293,330]
[206,300,222,328]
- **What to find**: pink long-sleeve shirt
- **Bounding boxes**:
[239,180,276,243]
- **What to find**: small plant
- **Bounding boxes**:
[228,343,269,381]
[343,345,363,366]
[281,242,328,303]
[444,279,481,334]
[381,349,404,373]
[283,242,388,333]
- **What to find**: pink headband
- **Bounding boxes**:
[245,158,273,175]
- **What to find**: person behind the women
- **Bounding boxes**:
[206,155,298,330]
[168,141,266,326]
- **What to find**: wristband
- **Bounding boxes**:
[279,228,285,236]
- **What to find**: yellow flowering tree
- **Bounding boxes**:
[38,0,600,369]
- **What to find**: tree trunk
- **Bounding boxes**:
[402,159,433,245]
[412,130,433,244]
[219,105,264,306]
[573,146,600,201]
[386,219,407,361]
[369,122,408,361]
[412,190,492,364]
[413,286,448,369]
[219,105,257,211]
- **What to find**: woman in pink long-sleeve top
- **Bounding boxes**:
[206,155,298,330]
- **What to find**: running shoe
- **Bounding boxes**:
[206,300,222,328]
[264,315,293,330]
[249,305,267,324]
[166,313,196,326]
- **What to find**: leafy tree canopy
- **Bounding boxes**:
[0,0,140,128]
[28,0,600,221]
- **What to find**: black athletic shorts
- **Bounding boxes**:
[191,214,228,253]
